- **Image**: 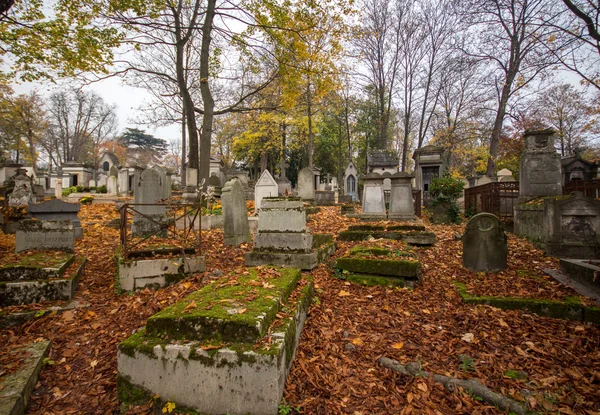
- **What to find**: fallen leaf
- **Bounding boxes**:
[391,342,404,350]
[461,333,474,342]
[338,290,351,297]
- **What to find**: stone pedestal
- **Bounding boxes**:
[55,179,63,199]
[519,129,562,199]
[183,168,198,201]
[360,173,386,220]
[388,172,415,221]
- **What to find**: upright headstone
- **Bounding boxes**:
[297,167,315,201]
[360,172,386,220]
[183,167,198,201]
[7,168,34,207]
[132,168,167,236]
[16,219,75,253]
[29,199,83,239]
[55,179,63,199]
[153,166,171,200]
[222,178,251,245]
[254,170,278,210]
[462,213,507,272]
[519,129,562,199]
[388,172,415,221]
[208,173,222,197]
[106,166,118,195]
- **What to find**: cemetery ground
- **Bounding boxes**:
[1,205,600,415]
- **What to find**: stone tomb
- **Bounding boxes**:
[360,172,387,220]
[28,199,83,239]
[245,197,335,270]
[336,245,421,288]
[254,169,278,210]
[544,192,600,258]
[222,178,251,246]
[16,220,75,253]
[388,172,415,221]
[314,190,335,206]
[462,213,507,272]
[338,224,436,246]
[132,168,167,237]
[6,168,34,207]
[519,129,562,199]
[118,267,312,415]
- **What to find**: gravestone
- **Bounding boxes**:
[16,220,75,253]
[462,213,507,272]
[297,167,315,200]
[132,168,167,237]
[208,173,222,197]
[519,129,562,199]
[153,166,171,200]
[88,179,96,188]
[29,199,83,239]
[98,173,107,187]
[254,170,278,210]
[107,166,119,195]
[222,178,251,246]
[388,172,415,221]
[544,192,600,258]
[55,179,63,199]
[314,190,335,206]
[360,172,386,220]
[7,168,33,207]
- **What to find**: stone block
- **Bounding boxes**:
[257,207,306,233]
[337,257,420,278]
[16,220,75,253]
[28,199,83,239]
[314,190,335,206]
[253,232,313,252]
[222,178,251,246]
[462,213,507,272]
[118,256,206,292]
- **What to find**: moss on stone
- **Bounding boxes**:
[504,370,528,381]
[145,267,301,342]
[337,230,372,241]
[118,328,168,358]
[345,273,406,288]
[117,374,153,406]
[312,233,333,248]
[348,225,385,231]
[386,224,426,232]
[350,246,391,256]
[337,257,420,277]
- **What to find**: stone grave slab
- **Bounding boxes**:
[28,199,83,239]
[16,220,75,253]
[117,267,313,415]
[337,224,435,246]
[462,213,507,272]
[336,245,421,288]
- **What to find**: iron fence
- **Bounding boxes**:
[464,182,519,221]
[564,179,600,199]
[119,203,202,259]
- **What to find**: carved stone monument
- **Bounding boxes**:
[222,178,251,246]
[132,168,167,237]
[6,168,34,207]
[16,220,75,253]
[360,172,386,220]
[254,170,278,210]
[519,129,562,199]
[297,167,315,201]
[388,172,415,221]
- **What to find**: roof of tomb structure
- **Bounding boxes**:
[412,145,445,158]
[561,153,594,169]
[367,150,399,168]
[100,151,120,165]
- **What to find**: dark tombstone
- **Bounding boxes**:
[462,213,507,272]
[29,199,83,239]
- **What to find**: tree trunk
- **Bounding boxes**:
[198,0,217,190]
[181,109,186,186]
[307,77,314,168]
[486,80,512,178]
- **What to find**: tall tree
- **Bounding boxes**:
[461,0,555,177]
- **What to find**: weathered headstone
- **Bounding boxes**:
[544,192,600,258]
[29,199,83,239]
[16,220,75,253]
[254,170,278,210]
[153,165,171,200]
[519,129,562,198]
[297,167,315,200]
[222,178,251,246]
[132,168,167,236]
[462,213,507,272]
[360,172,386,220]
[55,179,63,199]
[388,172,415,221]
[7,168,33,207]
[208,173,222,197]
[314,190,335,206]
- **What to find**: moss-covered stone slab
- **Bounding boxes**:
[386,224,426,232]
[0,252,74,281]
[348,225,386,231]
[0,340,50,415]
[344,273,410,288]
[145,267,301,343]
[0,256,86,306]
[402,231,436,246]
[454,282,600,324]
[337,257,420,278]
[118,271,314,415]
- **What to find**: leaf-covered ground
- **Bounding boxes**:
[1,204,599,415]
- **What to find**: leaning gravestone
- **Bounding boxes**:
[29,199,83,239]
[16,220,75,253]
[462,213,507,272]
[297,167,315,200]
[132,168,167,237]
[222,178,251,246]
[254,169,278,210]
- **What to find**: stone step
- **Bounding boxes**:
[337,257,420,278]
[145,267,301,343]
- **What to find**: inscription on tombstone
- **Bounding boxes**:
[16,219,75,253]
[462,213,507,272]
[519,129,562,198]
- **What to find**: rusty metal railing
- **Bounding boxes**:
[119,203,202,259]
